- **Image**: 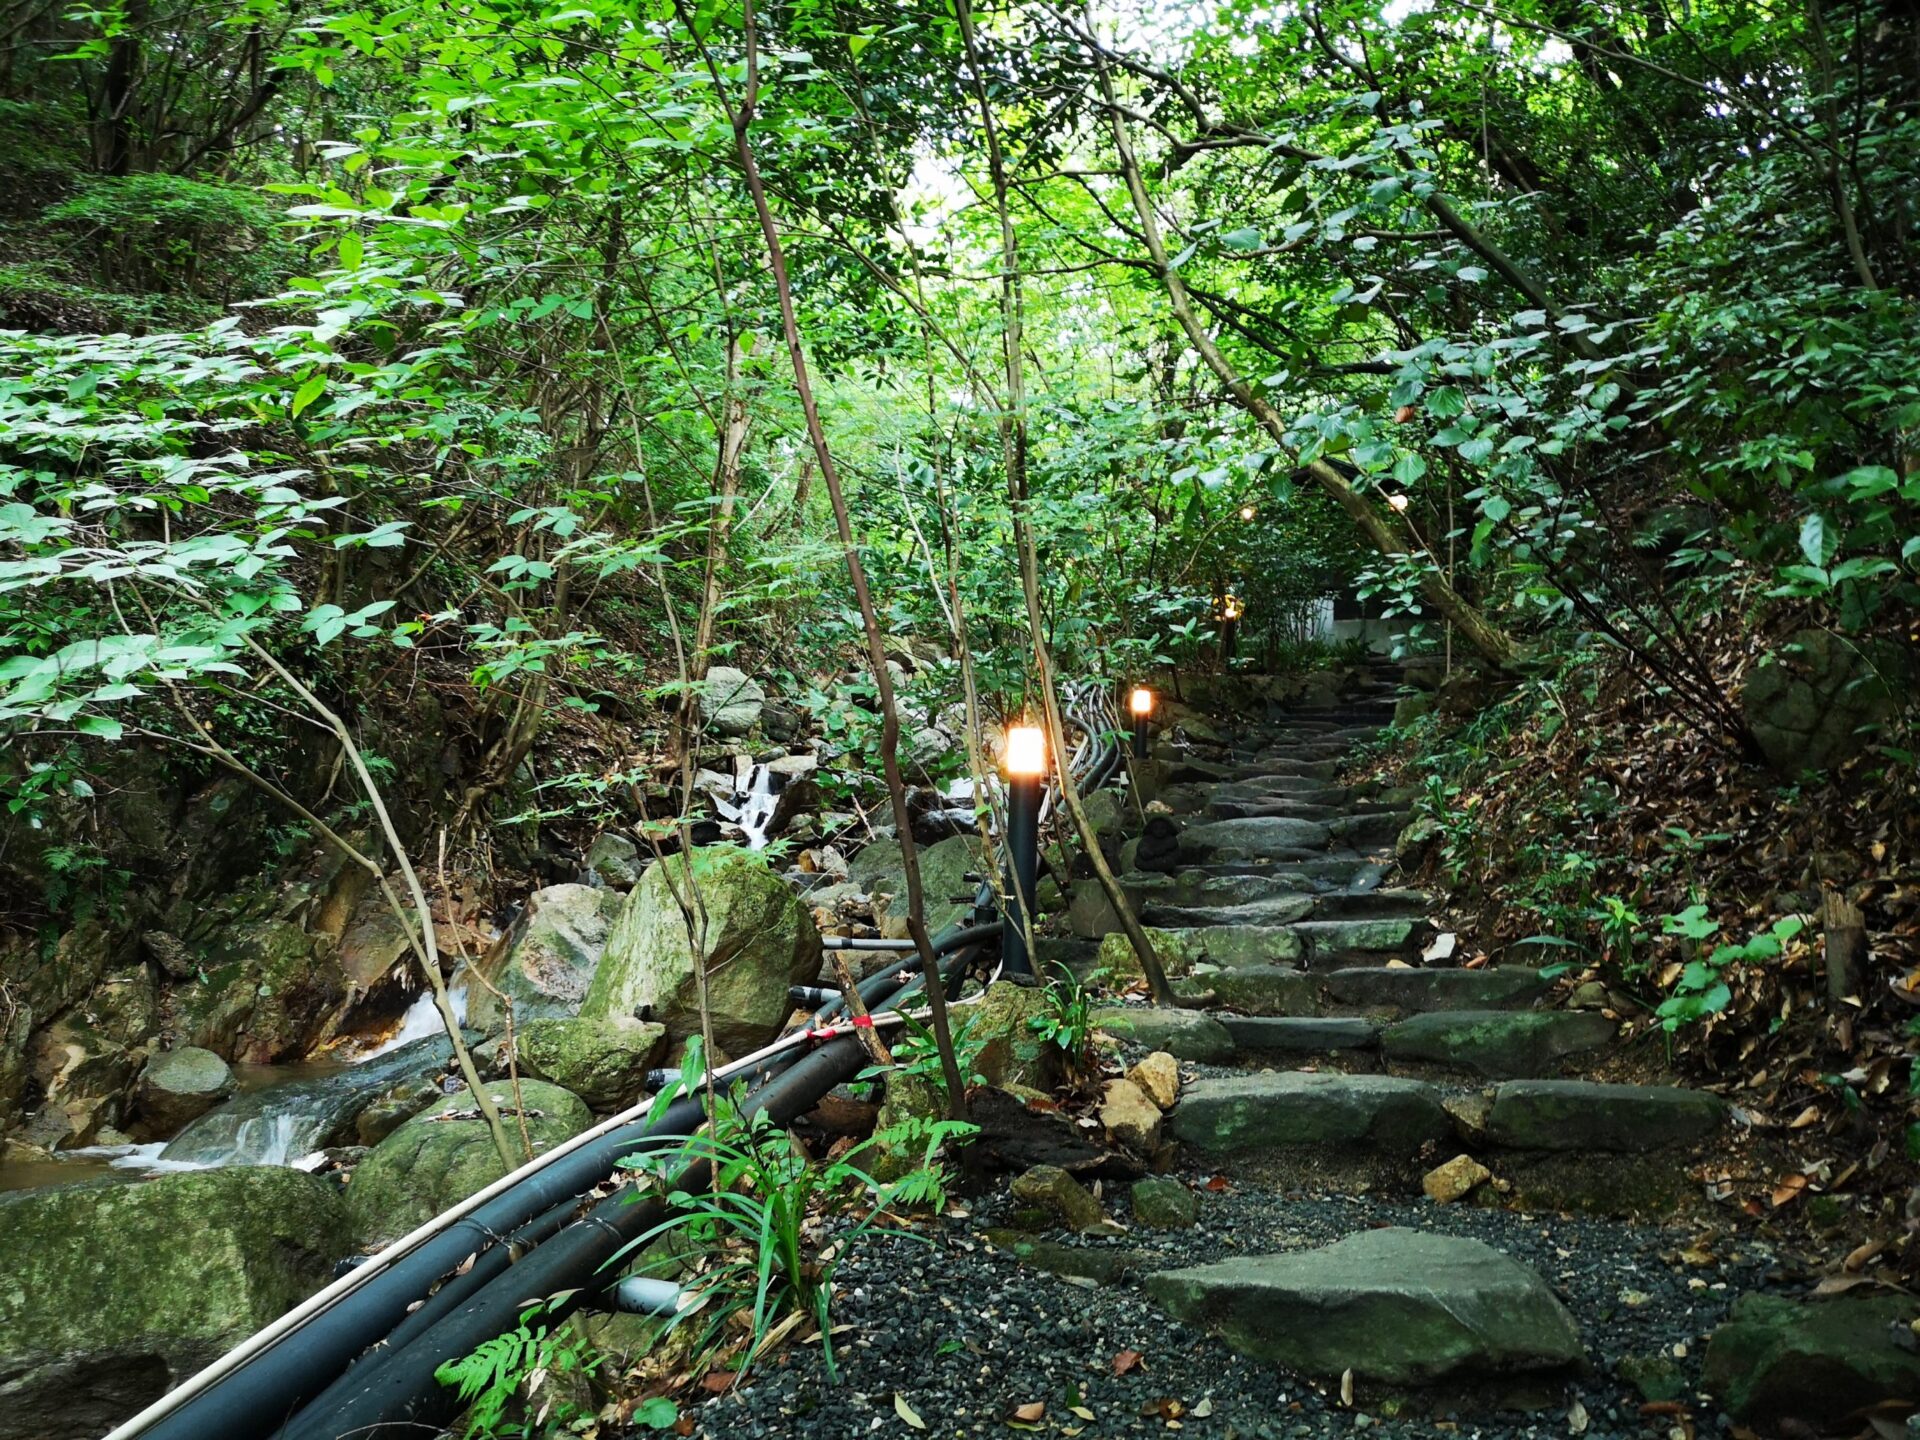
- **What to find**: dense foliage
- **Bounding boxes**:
[1,0,1916,1181]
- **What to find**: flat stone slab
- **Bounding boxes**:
[1147,1228,1585,1384]
[1170,1072,1451,1154]
[1324,967,1549,1014]
[1310,888,1432,918]
[1090,1006,1234,1063]
[1221,1016,1381,1052]
[1143,897,1318,928]
[1124,871,1314,907]
[1484,1080,1727,1152]
[1382,1010,1616,1078]
[1291,917,1421,958]
[1180,816,1331,860]
[1173,965,1322,1016]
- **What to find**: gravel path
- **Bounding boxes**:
[686,1175,1777,1440]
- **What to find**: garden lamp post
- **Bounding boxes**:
[1129,686,1153,758]
[1002,723,1046,977]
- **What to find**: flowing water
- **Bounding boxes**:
[715,763,779,850]
[156,1035,453,1167]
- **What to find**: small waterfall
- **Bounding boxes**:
[356,984,467,1062]
[715,764,778,850]
[160,1036,451,1168]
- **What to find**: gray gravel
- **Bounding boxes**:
[683,1175,1775,1440]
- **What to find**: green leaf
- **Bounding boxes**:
[291,374,327,418]
[76,715,124,740]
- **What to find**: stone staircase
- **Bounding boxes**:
[1069,661,1729,1216]
[1042,662,1764,1410]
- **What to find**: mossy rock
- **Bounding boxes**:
[0,1167,351,1440]
[346,1079,591,1245]
[1704,1292,1920,1428]
[468,884,622,1031]
[583,847,819,1056]
[1089,1006,1235,1063]
[510,1017,666,1109]
[969,981,1067,1091]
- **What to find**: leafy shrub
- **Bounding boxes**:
[42,173,282,301]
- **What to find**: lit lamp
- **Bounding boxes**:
[1128,686,1154,759]
[1217,593,1243,665]
[1238,504,1256,521]
[1002,723,1046,977]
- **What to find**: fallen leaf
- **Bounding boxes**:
[1845,1237,1887,1270]
[1070,1407,1096,1422]
[699,1371,735,1393]
[1204,1176,1229,1193]
[1787,1104,1822,1129]
[1112,1349,1144,1376]
[1640,1400,1690,1417]
[1340,1369,1354,1407]
[1191,1398,1213,1418]
[1770,1173,1810,1208]
[894,1394,926,1431]
[1010,1402,1045,1423]
[1568,1397,1590,1433]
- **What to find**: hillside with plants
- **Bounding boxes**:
[1,0,1918,1435]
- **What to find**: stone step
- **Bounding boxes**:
[1379,1010,1616,1078]
[1288,916,1424,960]
[1147,1229,1584,1387]
[1219,1015,1381,1052]
[1170,1071,1452,1154]
[1324,966,1550,1015]
[1475,1079,1727,1153]
[1172,965,1549,1017]
[1088,1005,1235,1062]
[1097,924,1305,974]
[1204,798,1344,822]
[1142,898,1328,928]
[1178,816,1332,862]
[1309,887,1432,917]
[1327,812,1410,848]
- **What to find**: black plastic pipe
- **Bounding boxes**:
[272,948,980,1440]
[132,1093,711,1440]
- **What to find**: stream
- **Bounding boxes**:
[1,993,466,1191]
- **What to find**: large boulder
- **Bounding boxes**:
[130,1046,234,1139]
[581,848,820,1056]
[1147,1229,1584,1385]
[852,834,985,937]
[1743,629,1909,774]
[1703,1292,1920,1431]
[508,1017,666,1109]
[468,884,621,1031]
[346,1079,592,1245]
[22,1009,147,1148]
[0,1167,352,1439]
[173,918,344,1064]
[698,666,766,736]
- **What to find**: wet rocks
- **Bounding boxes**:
[0,1167,351,1440]
[1126,1051,1181,1109]
[970,982,1068,1091]
[1147,1228,1584,1385]
[130,1045,234,1139]
[507,1017,666,1109]
[1322,966,1549,1015]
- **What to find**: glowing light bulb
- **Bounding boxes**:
[1004,724,1047,777]
[1239,504,1256,521]
[1129,687,1154,717]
